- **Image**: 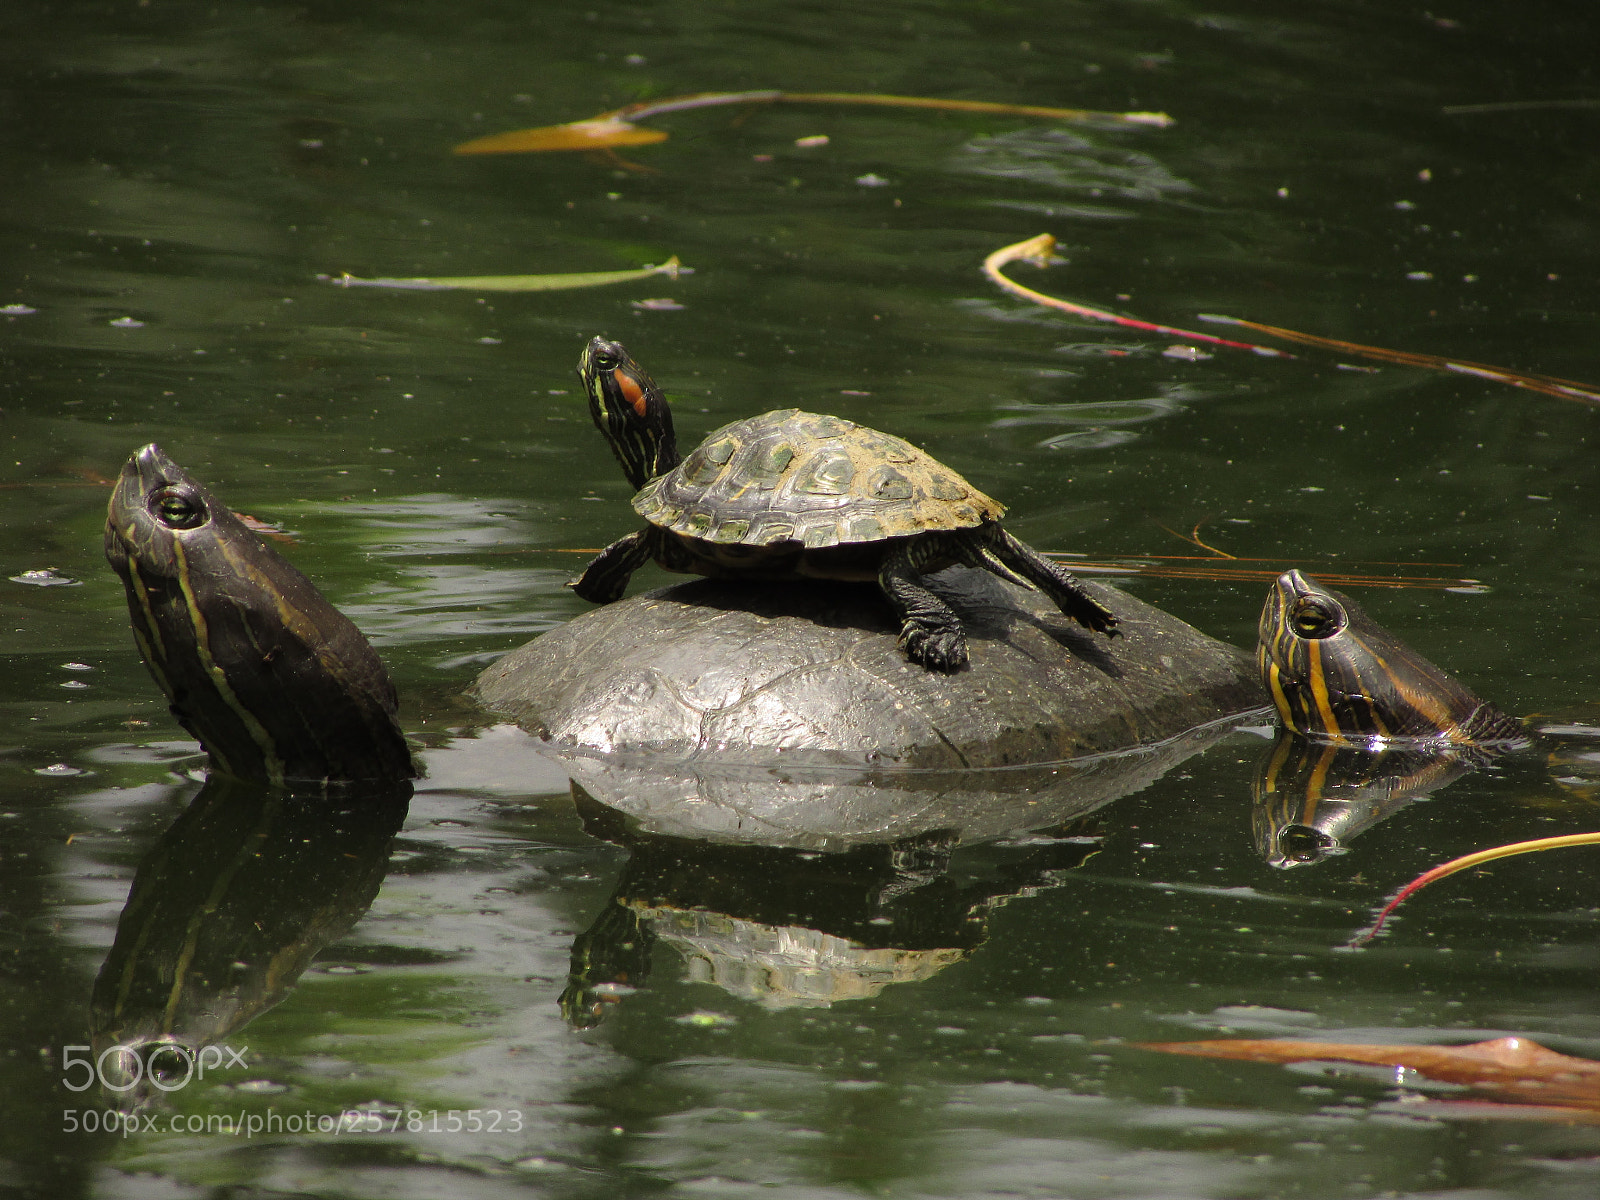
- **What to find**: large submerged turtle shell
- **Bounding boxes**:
[634,409,1006,550]
[475,568,1264,769]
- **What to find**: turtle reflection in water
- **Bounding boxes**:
[1253,569,1527,867]
[90,778,408,1105]
[547,708,1254,1024]
[1251,734,1488,868]
[560,789,1105,1028]
[96,444,413,1103]
[572,336,1118,671]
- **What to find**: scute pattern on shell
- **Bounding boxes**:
[633,409,1005,547]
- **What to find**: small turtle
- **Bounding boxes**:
[570,336,1119,671]
[1257,569,1525,745]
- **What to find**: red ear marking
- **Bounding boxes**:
[614,370,648,418]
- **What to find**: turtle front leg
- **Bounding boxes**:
[981,527,1120,637]
[570,529,657,604]
[879,540,968,672]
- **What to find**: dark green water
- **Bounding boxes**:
[4,1,1600,1195]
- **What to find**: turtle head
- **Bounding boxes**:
[578,336,679,490]
[106,444,222,575]
[1257,569,1522,746]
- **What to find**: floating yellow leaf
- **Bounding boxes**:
[324,257,687,292]
[454,118,671,155]
[453,90,1171,156]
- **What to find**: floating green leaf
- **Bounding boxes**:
[323,256,687,292]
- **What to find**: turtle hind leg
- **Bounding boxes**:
[982,527,1120,638]
[879,541,968,671]
[570,528,657,604]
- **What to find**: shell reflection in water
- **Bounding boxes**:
[544,705,1248,855]
[552,711,1254,1025]
[662,912,968,1008]
[560,790,1101,1027]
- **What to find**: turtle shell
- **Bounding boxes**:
[633,409,1005,550]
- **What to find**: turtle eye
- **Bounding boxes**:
[590,349,619,372]
[1289,598,1343,639]
[150,486,206,530]
[1280,825,1335,863]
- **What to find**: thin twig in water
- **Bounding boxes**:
[1152,521,1238,560]
[985,233,1600,406]
[1352,832,1600,945]
[1443,99,1600,114]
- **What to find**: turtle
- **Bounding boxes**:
[104,443,416,788]
[570,336,1120,671]
[1257,569,1525,746]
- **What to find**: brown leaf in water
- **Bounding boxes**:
[1137,1036,1600,1114]
[236,513,297,544]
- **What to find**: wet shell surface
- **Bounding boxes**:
[633,409,1005,549]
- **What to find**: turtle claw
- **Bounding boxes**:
[1085,608,1121,638]
[1055,583,1120,638]
[569,575,625,605]
[1088,614,1126,643]
[571,530,656,605]
[900,623,968,673]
